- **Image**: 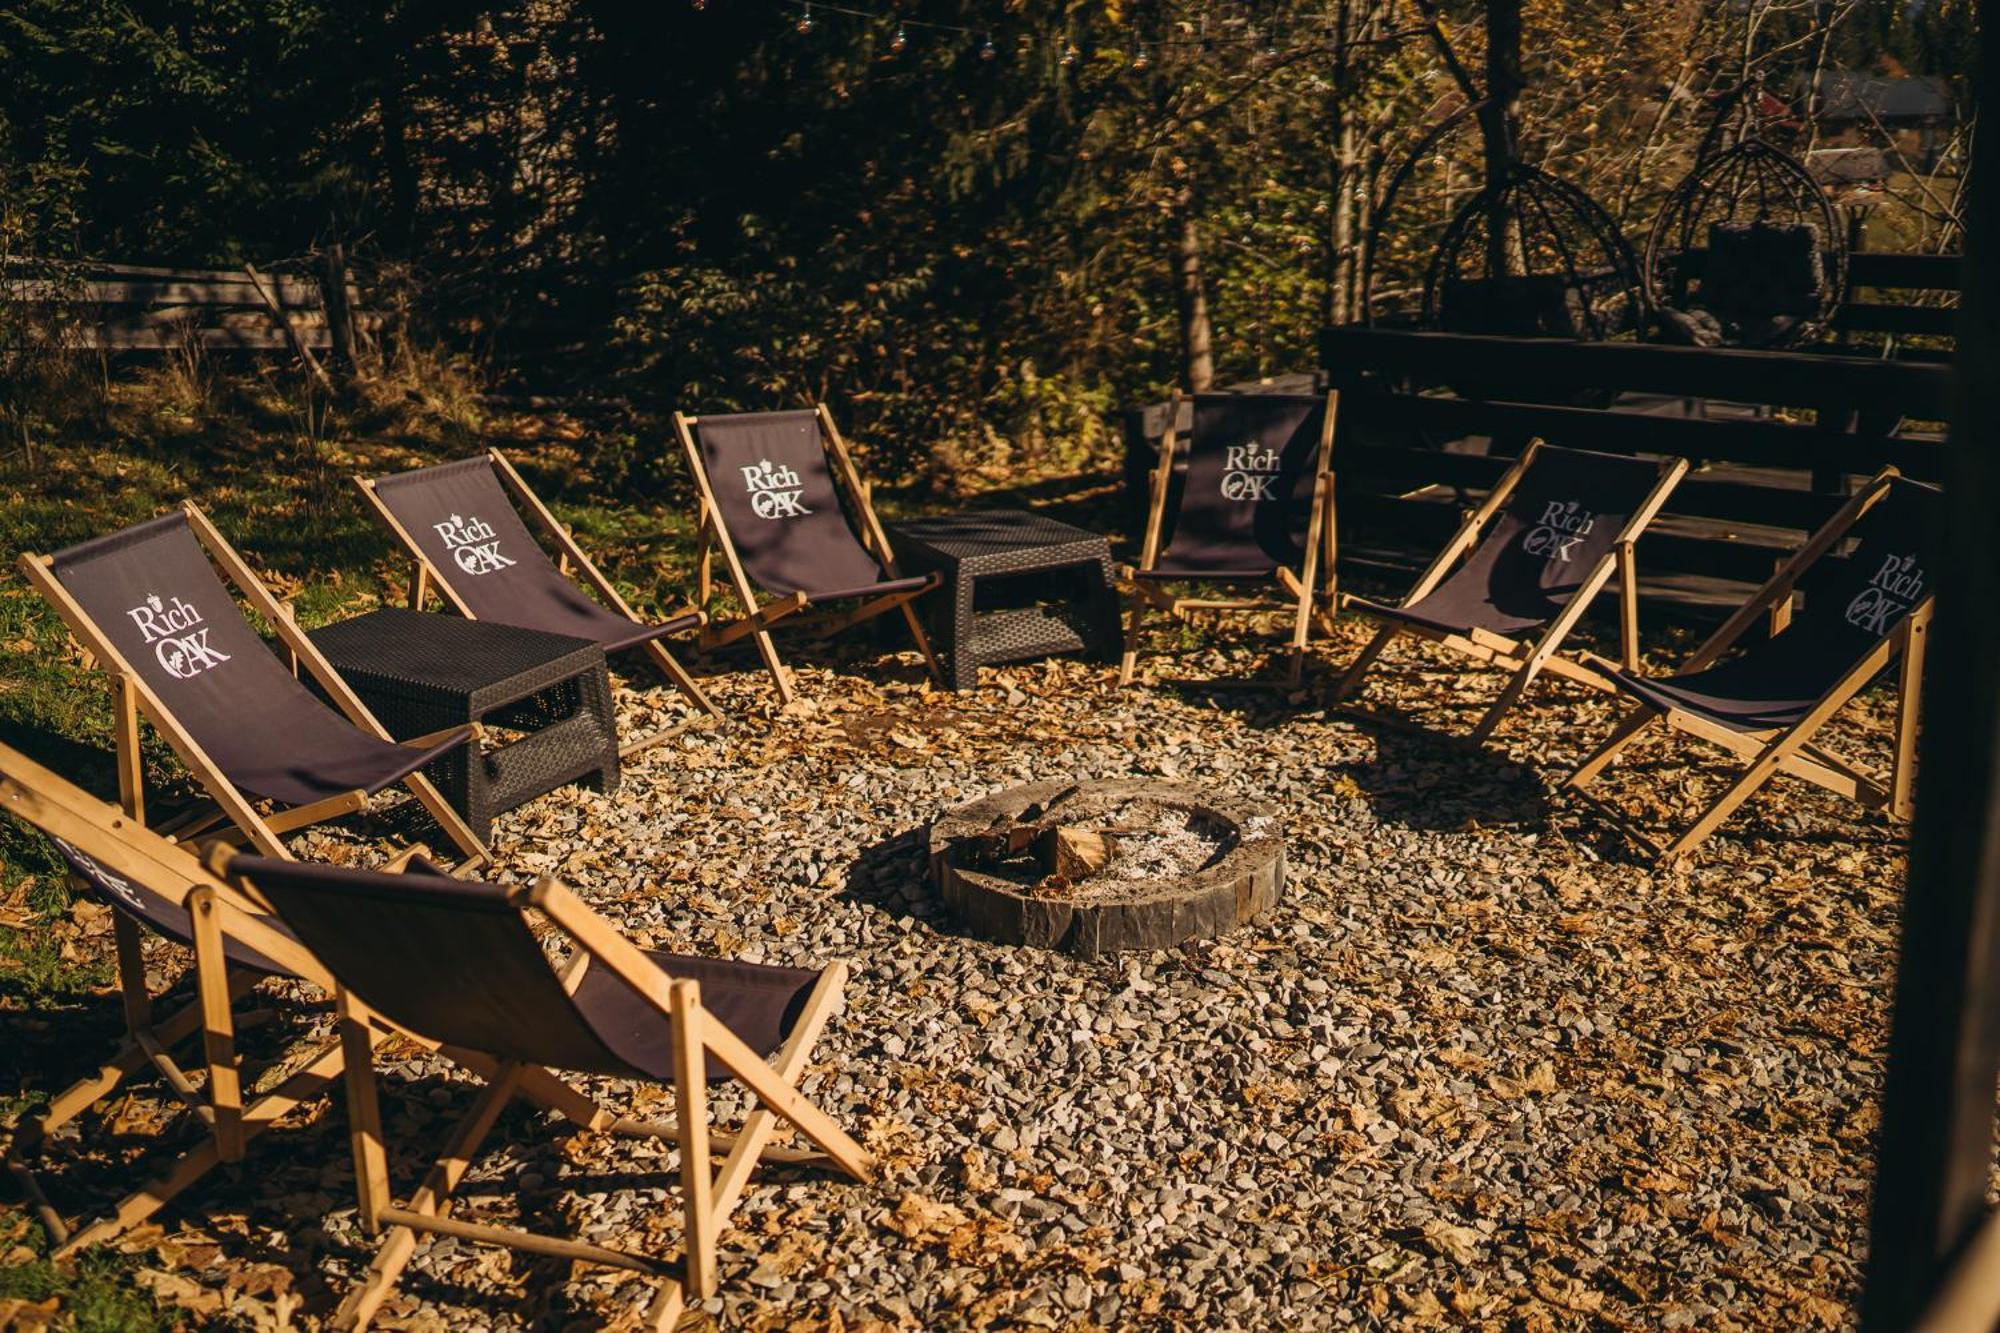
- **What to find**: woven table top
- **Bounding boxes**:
[310,607,603,704]
[890,510,1111,573]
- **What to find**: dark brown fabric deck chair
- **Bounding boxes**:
[19,505,485,863]
[1564,471,1934,861]
[214,850,874,1331]
[673,406,943,702]
[1333,442,1689,742]
[357,450,720,754]
[0,739,400,1254]
[1121,391,1340,686]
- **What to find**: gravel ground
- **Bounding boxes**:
[18,612,1913,1330]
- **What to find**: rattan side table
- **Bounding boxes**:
[308,608,619,841]
[888,510,1121,690]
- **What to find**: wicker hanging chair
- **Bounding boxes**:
[1421,162,1642,341]
[1643,85,1848,348]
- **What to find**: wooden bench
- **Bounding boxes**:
[1314,326,1954,609]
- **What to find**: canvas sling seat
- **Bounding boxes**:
[360,450,720,753]
[1564,471,1935,861]
[674,405,944,702]
[1120,391,1339,686]
[214,851,875,1330]
[1334,441,1687,742]
[21,505,485,863]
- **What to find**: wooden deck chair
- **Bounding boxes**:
[1333,442,1688,742]
[1120,390,1340,687]
[357,451,721,756]
[19,505,486,864]
[672,406,944,703]
[213,850,874,1331]
[0,739,432,1255]
[1562,471,1935,861]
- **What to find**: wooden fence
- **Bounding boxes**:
[2,259,372,357]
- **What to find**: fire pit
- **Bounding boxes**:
[927,779,1284,958]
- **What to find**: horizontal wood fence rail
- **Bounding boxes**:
[1312,326,1954,599]
[1,261,372,353]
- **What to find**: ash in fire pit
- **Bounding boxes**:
[928,779,1284,957]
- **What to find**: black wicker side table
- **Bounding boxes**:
[888,510,1121,690]
[308,608,619,842]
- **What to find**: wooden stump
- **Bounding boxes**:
[927,779,1284,959]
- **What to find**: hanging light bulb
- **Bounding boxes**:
[1262,29,1281,58]
[889,22,908,54]
[795,3,813,34]
[690,0,706,10]
[1059,40,1079,66]
[1130,39,1150,72]
[979,32,997,61]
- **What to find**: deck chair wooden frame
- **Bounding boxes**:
[672,404,944,704]
[1332,441,1690,743]
[1563,469,1929,862]
[19,504,486,865]
[1119,389,1341,688]
[0,741,436,1255]
[210,851,874,1332]
[355,449,721,757]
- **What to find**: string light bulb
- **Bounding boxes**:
[796,3,813,34]
[979,32,997,61]
[889,22,908,54]
[1059,40,1079,66]
[690,0,706,10]
[1130,40,1150,72]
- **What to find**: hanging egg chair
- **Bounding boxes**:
[1643,85,1847,348]
[1421,162,1641,340]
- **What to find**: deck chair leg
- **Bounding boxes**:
[186,888,244,1164]
[1469,658,1546,745]
[1891,608,1929,822]
[1616,540,1641,672]
[1565,705,1660,793]
[1333,624,1399,702]
[336,1062,526,1332]
[398,772,488,868]
[709,964,855,1225]
[669,983,718,1300]
[641,638,721,719]
[339,998,391,1235]
[1661,754,1789,862]
[113,912,151,1033]
[899,601,946,690]
[1118,589,1148,687]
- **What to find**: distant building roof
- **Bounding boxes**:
[1809,72,1954,125]
[1806,146,1890,184]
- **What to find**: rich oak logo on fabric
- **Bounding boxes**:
[126,592,232,679]
[51,837,146,912]
[741,460,811,519]
[433,513,518,575]
[1220,443,1281,502]
[1846,553,1924,634]
[1523,500,1596,564]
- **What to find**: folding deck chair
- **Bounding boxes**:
[19,505,486,863]
[673,406,944,703]
[213,850,874,1331]
[0,739,418,1255]
[1563,471,1934,861]
[1120,390,1340,686]
[357,450,721,755]
[1333,441,1688,742]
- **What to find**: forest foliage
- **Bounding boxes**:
[0,0,1978,483]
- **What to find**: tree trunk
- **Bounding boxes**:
[1479,0,1525,275]
[1173,187,1215,392]
[1329,114,1363,326]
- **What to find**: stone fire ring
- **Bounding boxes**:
[927,779,1285,959]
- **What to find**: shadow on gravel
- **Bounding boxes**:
[836,822,987,942]
[1330,712,1552,833]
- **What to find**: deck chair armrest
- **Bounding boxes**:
[1680,468,1900,673]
